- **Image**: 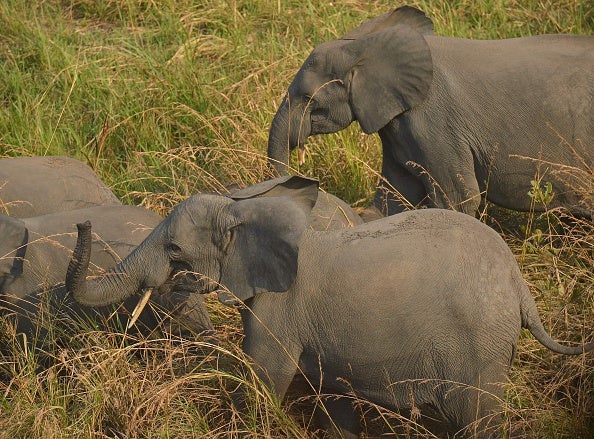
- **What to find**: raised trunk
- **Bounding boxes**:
[66,220,170,307]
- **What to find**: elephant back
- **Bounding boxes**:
[0,156,121,217]
[309,191,363,230]
[25,205,162,273]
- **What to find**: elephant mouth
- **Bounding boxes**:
[155,262,219,297]
[128,264,217,329]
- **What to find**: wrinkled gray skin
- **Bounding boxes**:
[65,176,593,438]
[0,156,121,217]
[0,205,214,344]
[267,6,594,216]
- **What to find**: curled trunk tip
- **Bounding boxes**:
[66,220,92,297]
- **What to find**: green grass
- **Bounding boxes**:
[1,0,593,437]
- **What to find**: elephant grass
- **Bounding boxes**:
[0,0,593,437]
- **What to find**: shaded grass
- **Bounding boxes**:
[1,0,593,437]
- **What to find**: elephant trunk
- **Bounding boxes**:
[267,99,310,176]
[66,221,171,308]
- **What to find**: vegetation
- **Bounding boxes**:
[0,0,592,437]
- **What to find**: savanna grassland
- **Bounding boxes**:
[0,0,593,437]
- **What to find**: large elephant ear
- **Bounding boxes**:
[229,175,319,213]
[342,6,434,39]
[0,216,28,276]
[344,24,433,134]
[218,194,315,303]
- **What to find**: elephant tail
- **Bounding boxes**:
[520,288,594,355]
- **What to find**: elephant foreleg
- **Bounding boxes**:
[425,170,481,215]
[419,146,482,215]
[240,310,302,401]
[374,159,429,215]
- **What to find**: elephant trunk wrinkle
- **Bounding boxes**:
[65,221,92,302]
[267,100,310,175]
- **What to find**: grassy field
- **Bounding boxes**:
[0,0,593,437]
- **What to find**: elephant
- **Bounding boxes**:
[0,205,215,352]
[65,175,593,438]
[266,6,594,216]
[0,156,121,217]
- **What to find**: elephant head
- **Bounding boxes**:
[66,176,319,308]
[267,6,434,175]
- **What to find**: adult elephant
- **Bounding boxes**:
[0,156,121,217]
[0,205,214,348]
[267,6,594,216]
[65,175,593,438]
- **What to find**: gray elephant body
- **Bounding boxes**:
[379,33,593,215]
[0,156,121,217]
[267,6,594,216]
[65,176,593,438]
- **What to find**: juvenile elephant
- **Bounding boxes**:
[0,156,121,217]
[65,176,593,438]
[267,6,594,216]
[0,205,214,347]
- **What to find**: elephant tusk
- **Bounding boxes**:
[127,288,153,329]
[297,147,306,165]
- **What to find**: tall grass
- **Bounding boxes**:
[1,0,593,437]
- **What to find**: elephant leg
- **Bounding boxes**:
[374,159,428,215]
[439,376,505,439]
[177,293,216,337]
[232,345,300,418]
[456,391,503,439]
[314,396,361,439]
[240,312,303,401]
[422,151,482,215]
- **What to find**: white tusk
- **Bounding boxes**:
[298,147,306,165]
[127,288,153,329]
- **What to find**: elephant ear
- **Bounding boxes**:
[342,6,434,39]
[218,195,315,303]
[344,24,433,134]
[230,175,319,212]
[0,216,28,276]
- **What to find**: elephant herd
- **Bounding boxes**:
[0,156,362,343]
[2,6,594,439]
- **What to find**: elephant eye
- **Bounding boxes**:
[311,107,328,121]
[222,226,238,254]
[167,243,182,258]
[304,95,318,109]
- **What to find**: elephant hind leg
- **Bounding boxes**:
[440,379,505,439]
[314,395,361,439]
